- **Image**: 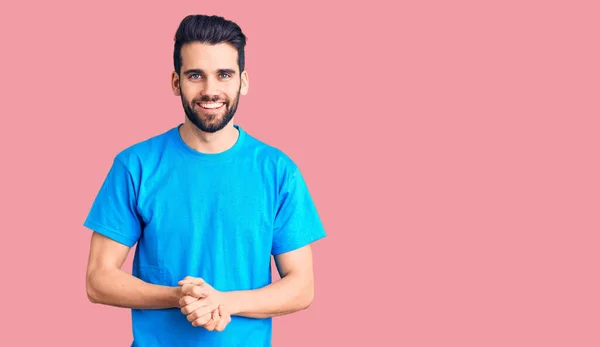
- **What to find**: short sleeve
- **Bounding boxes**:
[271,168,326,255]
[83,158,143,247]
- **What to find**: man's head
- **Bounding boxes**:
[171,15,249,133]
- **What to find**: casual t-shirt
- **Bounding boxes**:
[83,124,326,346]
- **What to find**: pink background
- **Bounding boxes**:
[1,0,599,346]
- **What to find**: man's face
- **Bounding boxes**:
[172,42,249,133]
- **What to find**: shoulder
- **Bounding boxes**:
[242,129,300,180]
[112,126,177,173]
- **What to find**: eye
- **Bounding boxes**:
[190,74,201,80]
[219,73,231,79]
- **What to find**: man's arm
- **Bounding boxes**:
[223,245,316,319]
[86,231,182,309]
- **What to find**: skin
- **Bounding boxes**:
[85,41,316,333]
[171,41,249,155]
[178,244,315,323]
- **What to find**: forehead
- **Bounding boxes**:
[180,42,239,71]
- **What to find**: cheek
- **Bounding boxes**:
[182,91,198,104]
[181,85,199,98]
[225,87,240,101]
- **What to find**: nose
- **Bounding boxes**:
[201,76,220,100]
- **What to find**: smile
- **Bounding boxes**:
[197,102,225,109]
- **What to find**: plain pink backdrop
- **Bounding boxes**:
[0,0,599,346]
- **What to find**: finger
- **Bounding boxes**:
[188,303,220,324]
[204,308,220,331]
[181,298,208,315]
[192,285,210,298]
[181,284,210,298]
[179,295,198,307]
[178,276,194,284]
[191,311,213,327]
[215,310,229,332]
[180,284,194,295]
[215,305,231,332]
[219,304,232,319]
[178,277,205,286]
[213,307,220,322]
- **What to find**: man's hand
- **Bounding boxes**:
[177,277,232,331]
[192,304,231,331]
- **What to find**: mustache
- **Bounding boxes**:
[195,95,227,103]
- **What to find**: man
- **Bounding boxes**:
[83,14,326,346]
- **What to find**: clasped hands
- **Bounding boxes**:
[177,276,232,332]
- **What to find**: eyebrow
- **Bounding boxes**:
[183,69,237,75]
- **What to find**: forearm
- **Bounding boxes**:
[224,273,313,319]
[86,267,180,309]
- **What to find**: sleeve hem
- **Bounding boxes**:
[271,230,326,256]
[83,220,139,247]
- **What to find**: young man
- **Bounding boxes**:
[84,14,326,346]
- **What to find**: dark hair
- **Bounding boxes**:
[173,15,247,75]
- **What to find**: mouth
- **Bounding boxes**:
[196,102,225,111]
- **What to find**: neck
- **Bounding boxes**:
[179,119,239,154]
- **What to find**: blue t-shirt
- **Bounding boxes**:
[83,124,326,346]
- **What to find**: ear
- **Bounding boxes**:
[240,70,249,96]
[172,71,181,96]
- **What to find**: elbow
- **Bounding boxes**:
[87,290,99,304]
[288,284,313,312]
[86,285,99,304]
[299,285,314,310]
[86,270,100,304]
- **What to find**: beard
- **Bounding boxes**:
[181,89,240,133]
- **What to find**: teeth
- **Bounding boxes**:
[199,102,223,109]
